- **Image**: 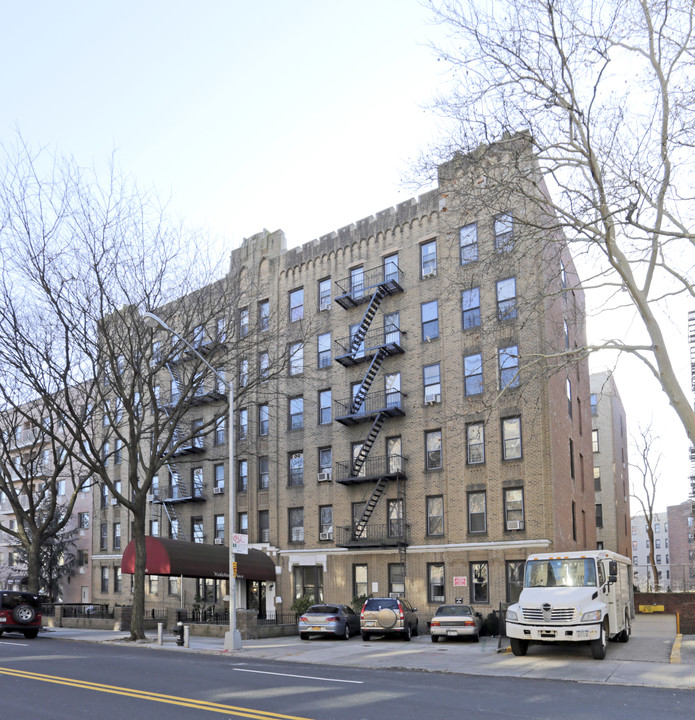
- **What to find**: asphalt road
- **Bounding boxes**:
[1,634,693,720]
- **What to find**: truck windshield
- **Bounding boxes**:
[525,558,597,588]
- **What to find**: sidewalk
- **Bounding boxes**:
[35,614,695,691]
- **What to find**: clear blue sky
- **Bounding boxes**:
[1,0,689,511]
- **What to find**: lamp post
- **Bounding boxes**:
[142,311,242,650]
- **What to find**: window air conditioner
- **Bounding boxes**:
[319,532,333,541]
[317,472,332,482]
[213,487,224,495]
[425,394,441,405]
[423,270,437,279]
[507,520,523,531]
[111,499,118,505]
[214,538,225,545]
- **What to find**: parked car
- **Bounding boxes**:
[0,590,42,639]
[298,604,361,640]
[429,604,482,642]
[360,597,419,641]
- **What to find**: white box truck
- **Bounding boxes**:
[505,550,634,659]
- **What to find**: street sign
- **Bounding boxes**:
[232,533,248,554]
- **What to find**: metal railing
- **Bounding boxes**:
[59,603,113,619]
[176,607,229,625]
[257,611,298,626]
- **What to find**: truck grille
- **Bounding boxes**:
[521,606,576,623]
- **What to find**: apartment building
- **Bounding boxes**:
[631,511,669,591]
[93,135,596,617]
[590,371,631,557]
[666,500,695,591]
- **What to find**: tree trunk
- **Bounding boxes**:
[129,507,147,640]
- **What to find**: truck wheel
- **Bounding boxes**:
[510,638,528,656]
[618,613,630,643]
[591,620,608,659]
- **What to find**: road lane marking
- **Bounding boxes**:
[233,668,363,684]
[0,666,314,719]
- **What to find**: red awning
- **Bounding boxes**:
[121,537,275,581]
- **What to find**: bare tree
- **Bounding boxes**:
[630,425,662,591]
[424,0,695,443]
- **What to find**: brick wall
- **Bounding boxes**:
[635,592,695,634]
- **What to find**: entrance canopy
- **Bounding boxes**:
[121,537,275,581]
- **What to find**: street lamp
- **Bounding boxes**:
[142,311,242,651]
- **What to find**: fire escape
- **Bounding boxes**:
[332,263,409,574]
[150,338,224,540]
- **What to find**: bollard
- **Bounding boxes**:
[157,622,163,646]
[184,624,190,649]
[175,620,184,646]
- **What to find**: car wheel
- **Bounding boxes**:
[342,623,350,640]
[403,624,412,642]
[431,634,439,643]
[300,633,309,640]
[473,632,480,643]
[361,632,370,641]
[12,603,36,625]
[23,629,39,639]
[591,620,608,659]
[413,620,419,637]
[618,613,630,643]
[510,638,528,656]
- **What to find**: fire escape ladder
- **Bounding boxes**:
[353,477,388,540]
[351,412,386,476]
[350,285,387,354]
[350,347,388,414]
[161,502,183,540]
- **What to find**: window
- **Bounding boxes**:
[318,389,332,425]
[569,438,575,479]
[464,353,483,395]
[148,576,159,595]
[349,324,365,359]
[421,300,439,341]
[289,342,304,375]
[192,517,204,543]
[428,563,445,603]
[239,307,249,337]
[317,332,331,368]
[214,463,225,490]
[319,506,333,538]
[384,372,401,409]
[502,417,522,460]
[594,467,601,491]
[462,287,481,329]
[471,562,489,603]
[78,512,90,529]
[421,240,437,277]
[238,408,248,440]
[655,523,660,533]
[656,554,662,564]
[214,417,226,446]
[353,564,368,598]
[592,429,600,453]
[289,451,304,486]
[259,351,269,381]
[596,504,604,528]
[259,510,269,543]
[423,364,441,403]
[350,266,364,300]
[460,223,478,264]
[259,404,269,436]
[289,507,304,542]
[566,378,573,418]
[387,498,404,538]
[237,460,248,492]
[216,316,227,342]
[590,393,598,416]
[467,423,485,464]
[318,278,331,311]
[496,278,517,320]
[78,549,89,567]
[319,447,332,474]
[193,324,206,348]
[239,359,249,388]
[100,523,107,551]
[564,319,570,348]
[504,488,525,530]
[425,430,443,470]
[384,311,400,345]
[468,492,486,533]
[192,467,203,498]
[655,538,661,549]
[389,563,405,596]
[494,213,513,252]
[100,567,109,593]
[384,253,399,282]
[506,561,525,604]
[114,438,122,464]
[150,519,160,537]
[289,288,304,322]
[192,418,204,449]
[499,345,519,389]
[258,456,269,490]
[214,369,225,395]
[238,512,248,534]
[214,515,225,542]
[113,523,121,551]
[259,300,269,332]
[289,396,304,430]
[427,495,444,536]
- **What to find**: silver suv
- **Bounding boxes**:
[360,597,419,641]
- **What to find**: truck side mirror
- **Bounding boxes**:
[608,560,617,583]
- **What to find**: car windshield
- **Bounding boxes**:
[306,605,340,614]
[525,558,597,588]
[435,605,473,616]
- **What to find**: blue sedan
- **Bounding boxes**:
[298,604,361,640]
